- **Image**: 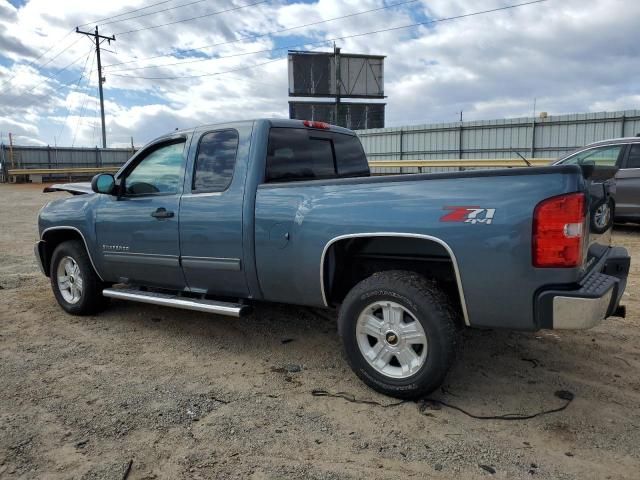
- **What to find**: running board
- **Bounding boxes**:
[102,288,249,317]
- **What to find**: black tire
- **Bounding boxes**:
[50,240,109,315]
[590,198,614,234]
[338,270,458,399]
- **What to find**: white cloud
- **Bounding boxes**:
[0,0,639,147]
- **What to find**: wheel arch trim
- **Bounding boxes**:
[320,232,470,327]
[41,226,104,281]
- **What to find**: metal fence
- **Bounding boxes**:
[3,110,640,180]
[0,145,135,181]
[357,110,640,174]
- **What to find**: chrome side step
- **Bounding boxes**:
[102,288,249,317]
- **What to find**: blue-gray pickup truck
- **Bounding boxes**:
[36,119,630,398]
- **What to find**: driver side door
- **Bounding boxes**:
[95,137,189,289]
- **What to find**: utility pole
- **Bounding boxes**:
[333,44,341,127]
[8,132,14,168]
[458,111,463,160]
[530,98,537,158]
[76,26,115,148]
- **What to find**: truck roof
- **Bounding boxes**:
[169,118,356,138]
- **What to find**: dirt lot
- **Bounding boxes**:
[0,183,639,480]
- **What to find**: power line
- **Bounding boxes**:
[110,41,330,81]
[107,39,332,72]
[15,69,93,107]
[113,42,330,83]
[56,49,94,144]
[111,57,284,80]
[31,36,85,72]
[104,0,418,68]
[23,44,94,95]
[106,0,418,71]
[71,56,97,147]
[110,0,549,80]
[100,0,212,27]
[78,0,174,28]
[0,3,122,97]
[114,0,268,36]
[0,34,82,90]
[91,84,100,147]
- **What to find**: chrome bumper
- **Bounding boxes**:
[552,288,614,329]
[536,246,630,330]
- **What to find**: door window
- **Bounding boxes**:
[562,145,623,166]
[192,130,239,192]
[125,141,185,195]
[626,144,640,168]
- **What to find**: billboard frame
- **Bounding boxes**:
[289,100,386,130]
[288,50,386,99]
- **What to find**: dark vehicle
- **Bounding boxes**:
[553,137,640,224]
[36,119,630,399]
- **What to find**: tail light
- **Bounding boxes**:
[532,192,586,268]
[303,120,330,129]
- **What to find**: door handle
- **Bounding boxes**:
[151,207,174,219]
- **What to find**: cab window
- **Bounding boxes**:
[562,145,623,166]
[192,130,239,192]
[124,140,185,195]
[265,128,369,183]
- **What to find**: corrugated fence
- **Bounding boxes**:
[357,110,640,174]
[0,145,135,181]
[2,110,640,179]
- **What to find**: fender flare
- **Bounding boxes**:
[41,226,104,281]
[319,232,470,326]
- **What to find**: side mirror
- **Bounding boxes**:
[91,173,116,194]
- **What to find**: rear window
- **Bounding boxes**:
[265,128,369,183]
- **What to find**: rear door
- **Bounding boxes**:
[178,125,250,297]
[617,143,640,220]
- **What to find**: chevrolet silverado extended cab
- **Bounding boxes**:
[36,119,630,398]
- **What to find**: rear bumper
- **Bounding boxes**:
[535,247,630,330]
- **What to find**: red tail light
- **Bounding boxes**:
[532,192,586,268]
[303,120,330,129]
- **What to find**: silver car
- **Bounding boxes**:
[553,137,640,223]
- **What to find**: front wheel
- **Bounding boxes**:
[50,240,109,315]
[338,270,458,399]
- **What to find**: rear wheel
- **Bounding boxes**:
[50,240,109,315]
[591,198,614,233]
[338,270,458,399]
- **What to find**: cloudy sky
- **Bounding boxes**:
[0,0,638,147]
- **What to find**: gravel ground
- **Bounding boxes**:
[0,183,639,480]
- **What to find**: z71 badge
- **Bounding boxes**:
[441,206,496,225]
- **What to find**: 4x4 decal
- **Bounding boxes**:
[441,206,496,224]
